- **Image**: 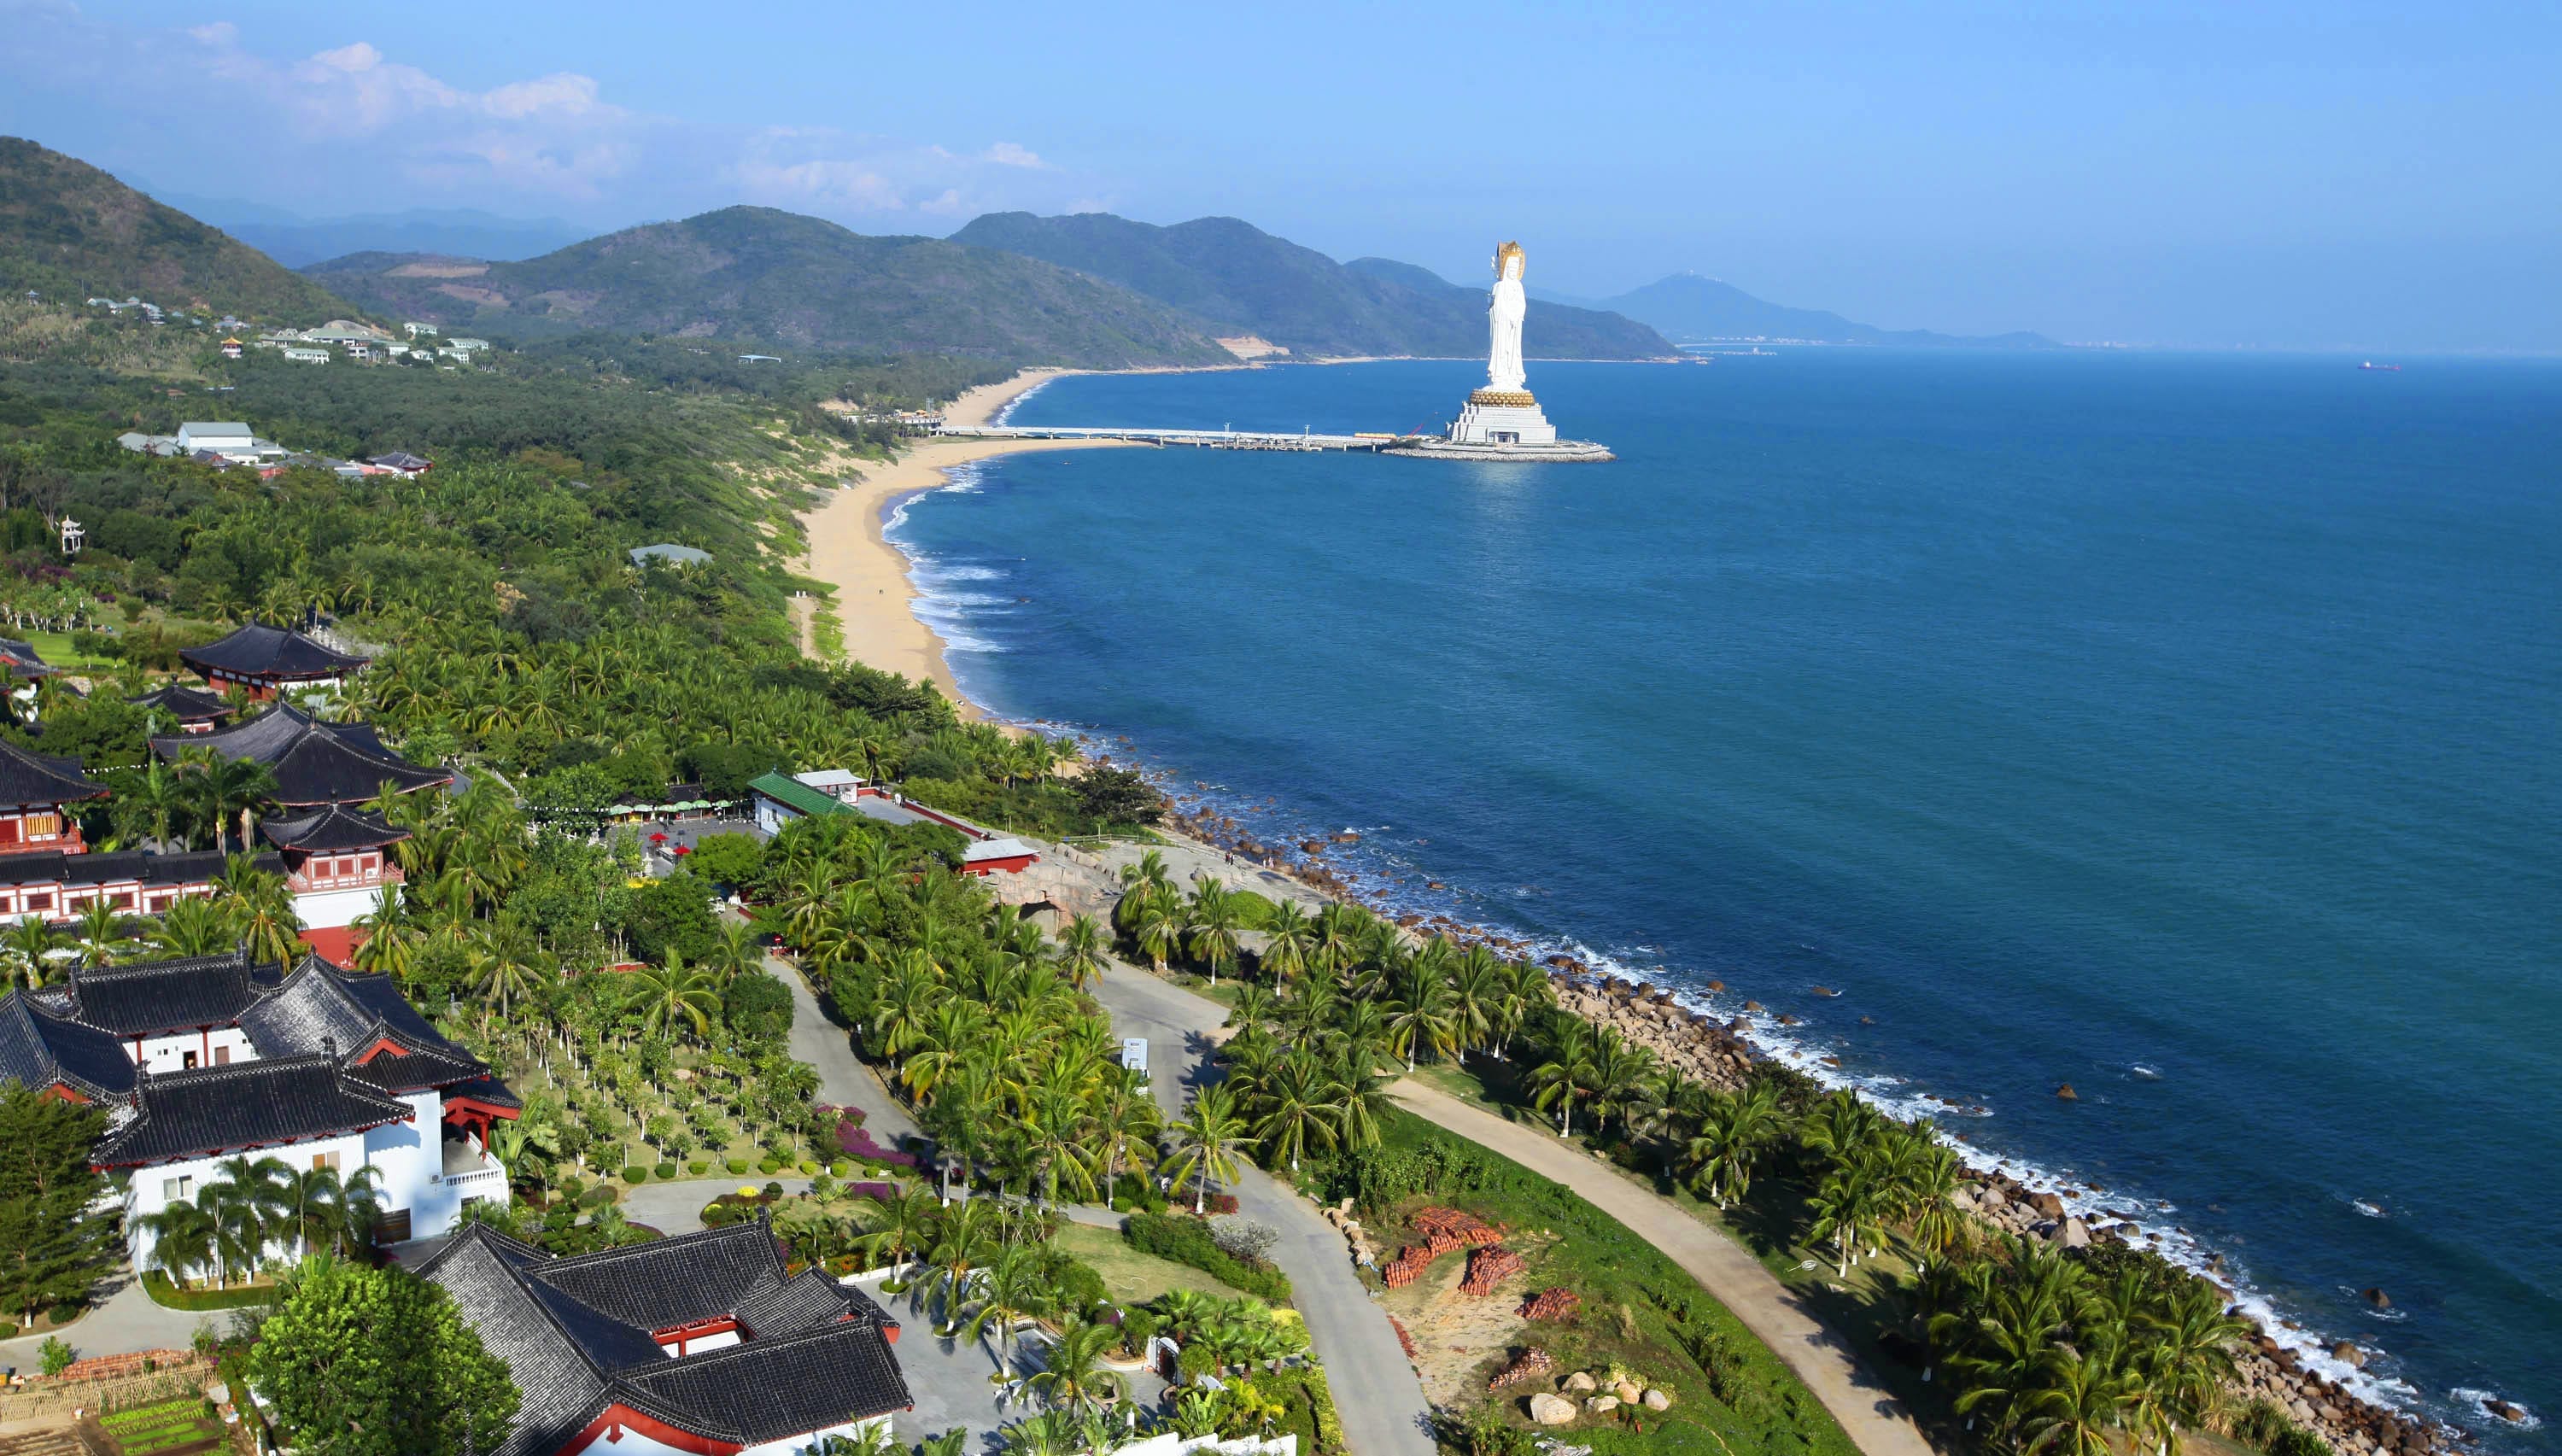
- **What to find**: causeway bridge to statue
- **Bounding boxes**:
[935,423,1418,453]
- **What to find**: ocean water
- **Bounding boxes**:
[890,353,2562,1436]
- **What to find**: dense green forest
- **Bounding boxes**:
[303,207,1237,366]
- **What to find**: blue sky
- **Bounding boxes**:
[4,0,2555,349]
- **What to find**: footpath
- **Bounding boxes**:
[1389,1081,1936,1456]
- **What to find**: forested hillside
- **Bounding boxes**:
[951,210,1674,360]
[0,137,353,322]
[304,208,1236,367]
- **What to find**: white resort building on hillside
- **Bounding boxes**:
[0,949,520,1261]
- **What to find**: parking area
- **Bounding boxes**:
[861,1278,1170,1449]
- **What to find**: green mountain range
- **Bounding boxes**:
[1578,271,2056,348]
[948,211,1674,360]
[301,207,1235,368]
[0,137,352,321]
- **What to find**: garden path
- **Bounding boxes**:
[0,1274,198,1370]
[1388,1081,1936,1456]
[1086,959,1437,1456]
[772,951,922,1145]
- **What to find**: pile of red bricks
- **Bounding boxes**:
[1460,1244,1527,1295]
[1487,1347,1555,1391]
[1518,1286,1582,1322]
[50,1348,199,1383]
[1381,1207,1506,1289]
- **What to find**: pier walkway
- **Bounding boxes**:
[937,423,1417,453]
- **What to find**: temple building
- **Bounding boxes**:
[129,682,237,735]
[0,638,58,681]
[258,804,408,964]
[178,623,369,701]
[420,1220,913,1456]
[0,950,518,1261]
[150,703,451,807]
[0,737,107,856]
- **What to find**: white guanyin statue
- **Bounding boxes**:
[1486,240,1528,393]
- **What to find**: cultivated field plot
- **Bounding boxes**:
[90,1399,223,1456]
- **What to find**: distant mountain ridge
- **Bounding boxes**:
[145,196,591,268]
[1591,271,2056,348]
[302,208,1235,367]
[0,137,352,320]
[949,211,1673,360]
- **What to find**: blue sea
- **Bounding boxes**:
[889,353,2562,1437]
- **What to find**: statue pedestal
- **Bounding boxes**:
[1448,389,1558,447]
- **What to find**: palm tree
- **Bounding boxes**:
[1184,878,1243,985]
[201,1155,293,1284]
[467,916,553,1023]
[1020,1083,1099,1208]
[1249,1053,1343,1173]
[134,1199,219,1289]
[1025,1316,1129,1415]
[1160,1084,1255,1214]
[73,898,128,965]
[1383,967,1455,1074]
[149,895,237,958]
[922,1200,999,1324]
[959,1243,1049,1374]
[1,917,61,990]
[2137,1279,2252,1447]
[213,855,301,968]
[1056,914,1105,991]
[1131,888,1184,974]
[1807,1161,1889,1277]
[856,1187,941,1270]
[1087,1073,1160,1208]
[119,760,194,851]
[178,751,278,856]
[1682,1083,1785,1209]
[1445,946,1501,1061]
[703,919,764,986]
[1529,1019,1599,1137]
[1118,849,1171,898]
[2021,1349,2137,1456]
[1257,899,1313,985]
[622,951,721,1042]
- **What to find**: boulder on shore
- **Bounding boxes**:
[1528,1393,1577,1425]
[2362,1288,2392,1309]
[2056,1216,2092,1248]
[1586,1395,1621,1414]
[1643,1389,1673,1411]
[2056,1082,2079,1101]
[1564,1371,1597,1394]
[2332,1342,2366,1369]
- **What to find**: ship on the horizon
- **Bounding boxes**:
[2360,360,2401,371]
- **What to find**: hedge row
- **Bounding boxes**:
[1122,1211,1290,1303]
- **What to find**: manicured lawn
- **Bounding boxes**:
[23,630,117,671]
[1052,1220,1254,1304]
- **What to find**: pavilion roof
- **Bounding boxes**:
[127,682,233,722]
[0,737,105,808]
[257,803,409,852]
[178,623,369,681]
[92,1053,415,1167]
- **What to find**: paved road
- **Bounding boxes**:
[1389,1081,1936,1456]
[0,1273,202,1371]
[774,954,921,1146]
[1087,961,1438,1456]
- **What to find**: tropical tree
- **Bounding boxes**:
[621,951,722,1042]
[1183,877,1244,985]
[214,856,302,968]
[1256,899,1312,985]
[1056,913,1106,991]
[1160,1084,1255,1214]
[134,1198,220,1289]
[1025,1315,1129,1415]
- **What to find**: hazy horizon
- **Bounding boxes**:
[3,0,2553,352]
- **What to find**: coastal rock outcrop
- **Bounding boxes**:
[2056,1082,2079,1101]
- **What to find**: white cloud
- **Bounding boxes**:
[0,6,1103,223]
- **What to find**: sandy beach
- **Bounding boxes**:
[800,369,1133,706]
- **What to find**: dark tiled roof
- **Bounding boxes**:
[613,1317,911,1443]
[444,1074,524,1111]
[258,804,408,852]
[0,639,57,680]
[178,623,368,680]
[128,683,233,722]
[61,951,258,1035]
[152,705,448,806]
[734,1266,858,1337]
[92,1053,414,1167]
[235,956,490,1096]
[417,1225,611,1456]
[529,1223,790,1334]
[420,1220,910,1456]
[0,849,288,890]
[0,991,135,1101]
[0,737,104,809]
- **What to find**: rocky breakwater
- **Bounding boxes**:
[1550,976,1759,1095]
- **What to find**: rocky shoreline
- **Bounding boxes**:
[1134,798,2474,1456]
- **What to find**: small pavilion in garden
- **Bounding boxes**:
[179,623,369,701]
